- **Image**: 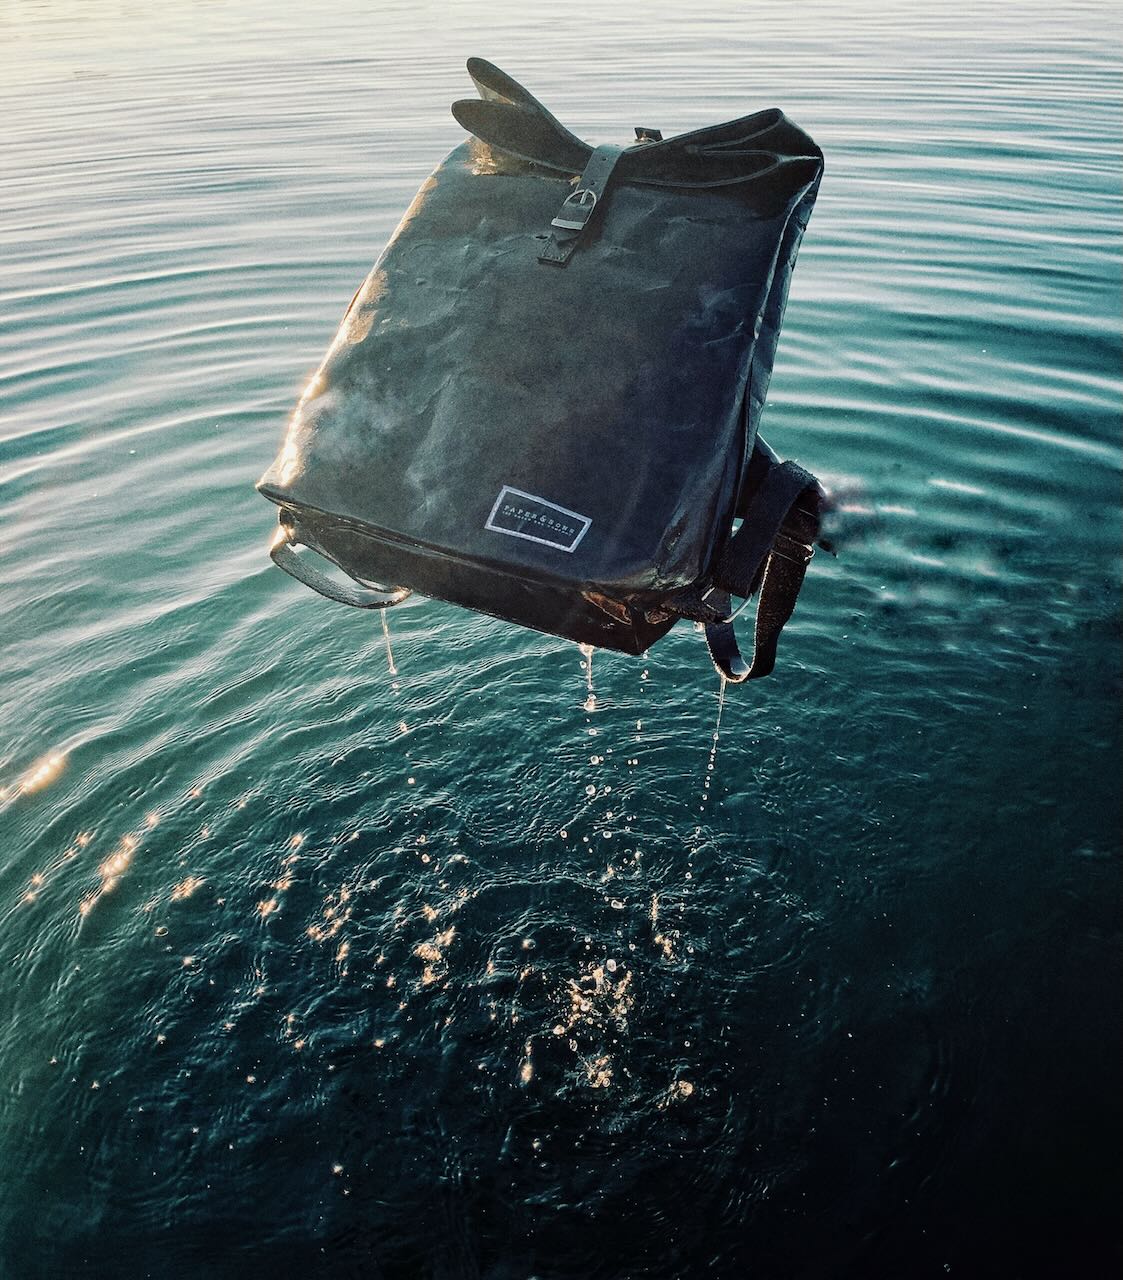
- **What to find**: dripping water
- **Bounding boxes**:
[579,642,596,712]
[380,610,399,677]
[699,675,727,811]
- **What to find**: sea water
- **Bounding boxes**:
[0,2,1119,1275]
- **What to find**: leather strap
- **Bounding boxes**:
[270,526,410,610]
[538,144,626,266]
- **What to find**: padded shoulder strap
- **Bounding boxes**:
[660,448,821,683]
[704,458,821,682]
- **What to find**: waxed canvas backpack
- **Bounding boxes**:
[258,58,825,683]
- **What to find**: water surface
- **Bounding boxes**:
[1,2,1119,1276]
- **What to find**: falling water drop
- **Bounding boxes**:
[380,611,399,676]
[579,642,597,711]
[699,676,727,810]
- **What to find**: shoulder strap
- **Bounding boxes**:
[704,458,821,682]
[661,448,821,683]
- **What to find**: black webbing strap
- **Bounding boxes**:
[703,460,821,683]
[270,525,410,610]
[539,144,626,266]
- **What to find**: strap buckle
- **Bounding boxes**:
[551,188,598,231]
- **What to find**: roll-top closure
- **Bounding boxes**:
[452,58,821,191]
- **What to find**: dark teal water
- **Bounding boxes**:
[1,2,1120,1276]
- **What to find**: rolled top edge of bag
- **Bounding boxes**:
[455,57,822,188]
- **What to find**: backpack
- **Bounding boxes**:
[258,58,825,684]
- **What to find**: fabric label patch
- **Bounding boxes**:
[485,486,591,553]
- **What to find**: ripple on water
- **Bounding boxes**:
[0,0,1120,1274]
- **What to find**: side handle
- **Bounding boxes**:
[270,524,410,610]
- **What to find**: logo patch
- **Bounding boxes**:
[485,486,591,553]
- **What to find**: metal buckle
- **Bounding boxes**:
[551,188,597,231]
